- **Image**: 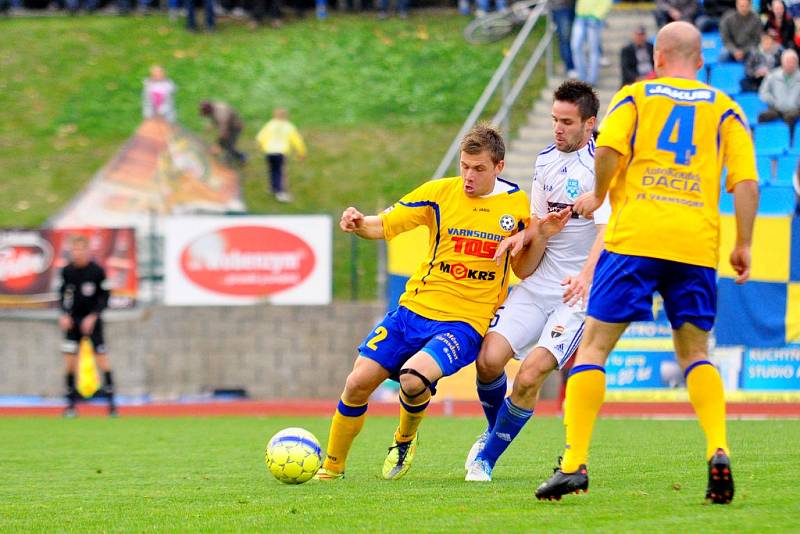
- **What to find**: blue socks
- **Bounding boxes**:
[476,372,507,430]
[478,397,534,468]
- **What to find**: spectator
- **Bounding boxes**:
[758,49,800,130]
[142,65,177,124]
[200,100,247,165]
[620,25,655,86]
[256,108,307,203]
[250,0,282,27]
[695,0,736,32]
[551,0,577,78]
[720,0,762,62]
[187,0,215,32]
[64,0,98,14]
[742,30,784,91]
[571,0,612,86]
[653,0,697,29]
[59,235,116,418]
[764,0,797,50]
[378,0,409,19]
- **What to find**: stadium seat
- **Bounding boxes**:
[709,63,745,95]
[757,155,774,183]
[701,32,723,55]
[719,192,735,214]
[697,66,709,83]
[735,93,767,126]
[758,184,796,214]
[776,155,798,185]
[754,121,791,157]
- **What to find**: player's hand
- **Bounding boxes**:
[340,207,365,233]
[730,244,751,284]
[561,272,590,308]
[573,192,603,219]
[537,207,571,238]
[493,231,526,265]
[80,314,97,336]
[58,314,73,332]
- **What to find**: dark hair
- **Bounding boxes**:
[460,122,505,164]
[553,80,599,121]
[199,101,213,116]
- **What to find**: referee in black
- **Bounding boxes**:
[58,235,117,417]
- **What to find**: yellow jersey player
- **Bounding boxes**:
[536,21,759,503]
[315,124,533,481]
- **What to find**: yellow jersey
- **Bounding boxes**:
[597,77,757,268]
[380,176,530,335]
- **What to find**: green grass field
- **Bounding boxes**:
[0,13,546,299]
[2,416,798,532]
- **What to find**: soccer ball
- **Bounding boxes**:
[265,427,323,484]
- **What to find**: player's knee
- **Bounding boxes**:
[343,370,373,404]
[398,370,428,399]
[516,354,555,391]
[475,343,509,381]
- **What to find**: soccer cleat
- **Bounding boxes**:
[109,405,119,418]
[706,448,734,504]
[535,458,589,500]
[314,468,345,481]
[63,406,77,418]
[465,431,490,470]
[465,459,493,482]
[382,434,418,480]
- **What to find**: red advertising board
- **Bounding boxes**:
[0,228,137,309]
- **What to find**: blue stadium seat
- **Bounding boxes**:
[754,121,791,157]
[719,192,735,214]
[758,184,796,214]
[697,66,709,83]
[757,155,774,183]
[776,155,798,185]
[709,63,745,95]
[701,32,723,54]
[702,47,719,68]
[735,93,767,126]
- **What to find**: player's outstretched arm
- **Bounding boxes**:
[562,224,606,307]
[340,207,385,240]
[730,180,759,284]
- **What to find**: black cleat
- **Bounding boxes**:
[535,458,589,501]
[706,448,734,504]
[63,406,78,418]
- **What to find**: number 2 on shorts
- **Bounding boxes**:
[366,326,388,350]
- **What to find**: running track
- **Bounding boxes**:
[2,400,800,418]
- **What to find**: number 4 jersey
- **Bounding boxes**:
[596,77,757,268]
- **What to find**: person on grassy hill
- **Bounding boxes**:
[620,25,656,86]
[255,108,306,203]
[315,124,533,481]
[59,235,117,418]
[199,100,247,166]
[142,65,177,124]
[535,20,758,504]
[463,80,607,483]
[186,0,215,32]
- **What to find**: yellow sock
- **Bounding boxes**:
[394,390,430,443]
[686,361,729,460]
[561,366,606,473]
[322,398,367,473]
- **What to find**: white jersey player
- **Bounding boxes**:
[465,80,610,482]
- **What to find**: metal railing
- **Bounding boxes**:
[433,0,555,179]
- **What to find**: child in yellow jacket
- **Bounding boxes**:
[256,108,307,203]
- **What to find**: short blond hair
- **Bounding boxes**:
[460,123,505,164]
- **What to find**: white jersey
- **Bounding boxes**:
[519,138,611,300]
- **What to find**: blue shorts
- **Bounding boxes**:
[587,251,717,331]
[357,306,483,383]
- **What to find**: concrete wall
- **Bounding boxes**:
[0,303,385,399]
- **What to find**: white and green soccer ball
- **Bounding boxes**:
[265,427,323,484]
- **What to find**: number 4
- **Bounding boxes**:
[656,105,697,165]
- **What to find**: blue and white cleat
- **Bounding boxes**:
[465,458,493,482]
[465,431,490,470]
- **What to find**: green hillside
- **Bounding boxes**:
[0,12,545,298]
